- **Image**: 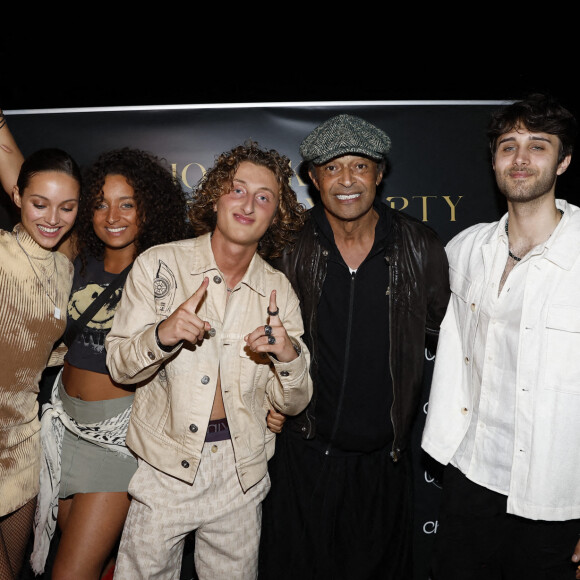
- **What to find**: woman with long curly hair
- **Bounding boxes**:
[28,147,192,580]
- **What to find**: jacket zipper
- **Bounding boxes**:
[385,255,399,462]
[325,270,356,455]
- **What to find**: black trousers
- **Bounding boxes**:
[259,429,414,580]
[432,465,580,580]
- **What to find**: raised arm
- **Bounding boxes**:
[0,108,77,259]
[0,109,25,200]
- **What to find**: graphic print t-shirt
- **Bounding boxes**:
[64,256,124,374]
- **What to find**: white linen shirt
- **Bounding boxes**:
[422,199,580,520]
[105,233,313,492]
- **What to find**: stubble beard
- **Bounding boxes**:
[497,168,557,204]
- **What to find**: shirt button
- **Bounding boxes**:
[211,445,218,453]
[464,357,469,364]
[189,424,198,433]
[208,328,216,337]
[147,351,156,360]
[280,371,289,377]
[470,303,476,312]
[181,460,190,468]
[213,275,222,285]
[461,407,469,415]
[201,376,210,385]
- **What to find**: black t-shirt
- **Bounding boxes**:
[64,256,124,374]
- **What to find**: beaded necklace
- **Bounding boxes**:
[505,208,564,262]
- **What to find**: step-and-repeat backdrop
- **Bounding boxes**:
[3,101,579,580]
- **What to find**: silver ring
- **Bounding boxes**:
[267,335,276,345]
[264,324,272,336]
[267,307,279,317]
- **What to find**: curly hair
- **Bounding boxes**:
[188,141,305,259]
[74,148,192,270]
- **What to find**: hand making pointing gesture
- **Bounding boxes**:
[104,142,313,580]
[157,277,211,348]
[244,290,300,363]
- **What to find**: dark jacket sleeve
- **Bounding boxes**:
[424,231,451,354]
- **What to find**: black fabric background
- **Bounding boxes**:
[8,102,579,580]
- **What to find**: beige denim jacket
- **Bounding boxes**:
[106,233,312,491]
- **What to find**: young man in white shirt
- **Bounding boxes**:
[422,93,580,579]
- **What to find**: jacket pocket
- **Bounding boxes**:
[446,267,472,333]
[449,266,471,302]
[237,343,272,439]
[545,305,580,392]
[238,344,269,397]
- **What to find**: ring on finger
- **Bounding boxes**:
[267,335,276,345]
[264,324,272,336]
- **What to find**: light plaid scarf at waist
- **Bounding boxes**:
[30,368,133,574]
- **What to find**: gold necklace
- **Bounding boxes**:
[15,229,61,319]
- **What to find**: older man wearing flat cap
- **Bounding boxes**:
[259,114,450,580]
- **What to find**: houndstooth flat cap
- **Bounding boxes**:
[299,114,391,165]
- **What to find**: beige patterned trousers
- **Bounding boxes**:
[114,439,270,580]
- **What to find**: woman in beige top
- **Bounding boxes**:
[0,117,81,579]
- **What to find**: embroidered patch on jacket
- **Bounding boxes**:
[154,260,177,314]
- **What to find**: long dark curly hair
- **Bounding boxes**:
[74,147,192,270]
[188,141,305,259]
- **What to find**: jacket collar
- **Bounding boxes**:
[310,198,392,247]
[188,232,268,297]
[490,199,580,271]
[545,199,580,270]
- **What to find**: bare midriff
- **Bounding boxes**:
[62,360,135,400]
[210,375,226,420]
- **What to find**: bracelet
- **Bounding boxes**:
[270,338,301,363]
[0,112,6,131]
[289,337,302,356]
[155,322,178,352]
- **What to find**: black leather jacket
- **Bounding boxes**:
[271,203,450,460]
